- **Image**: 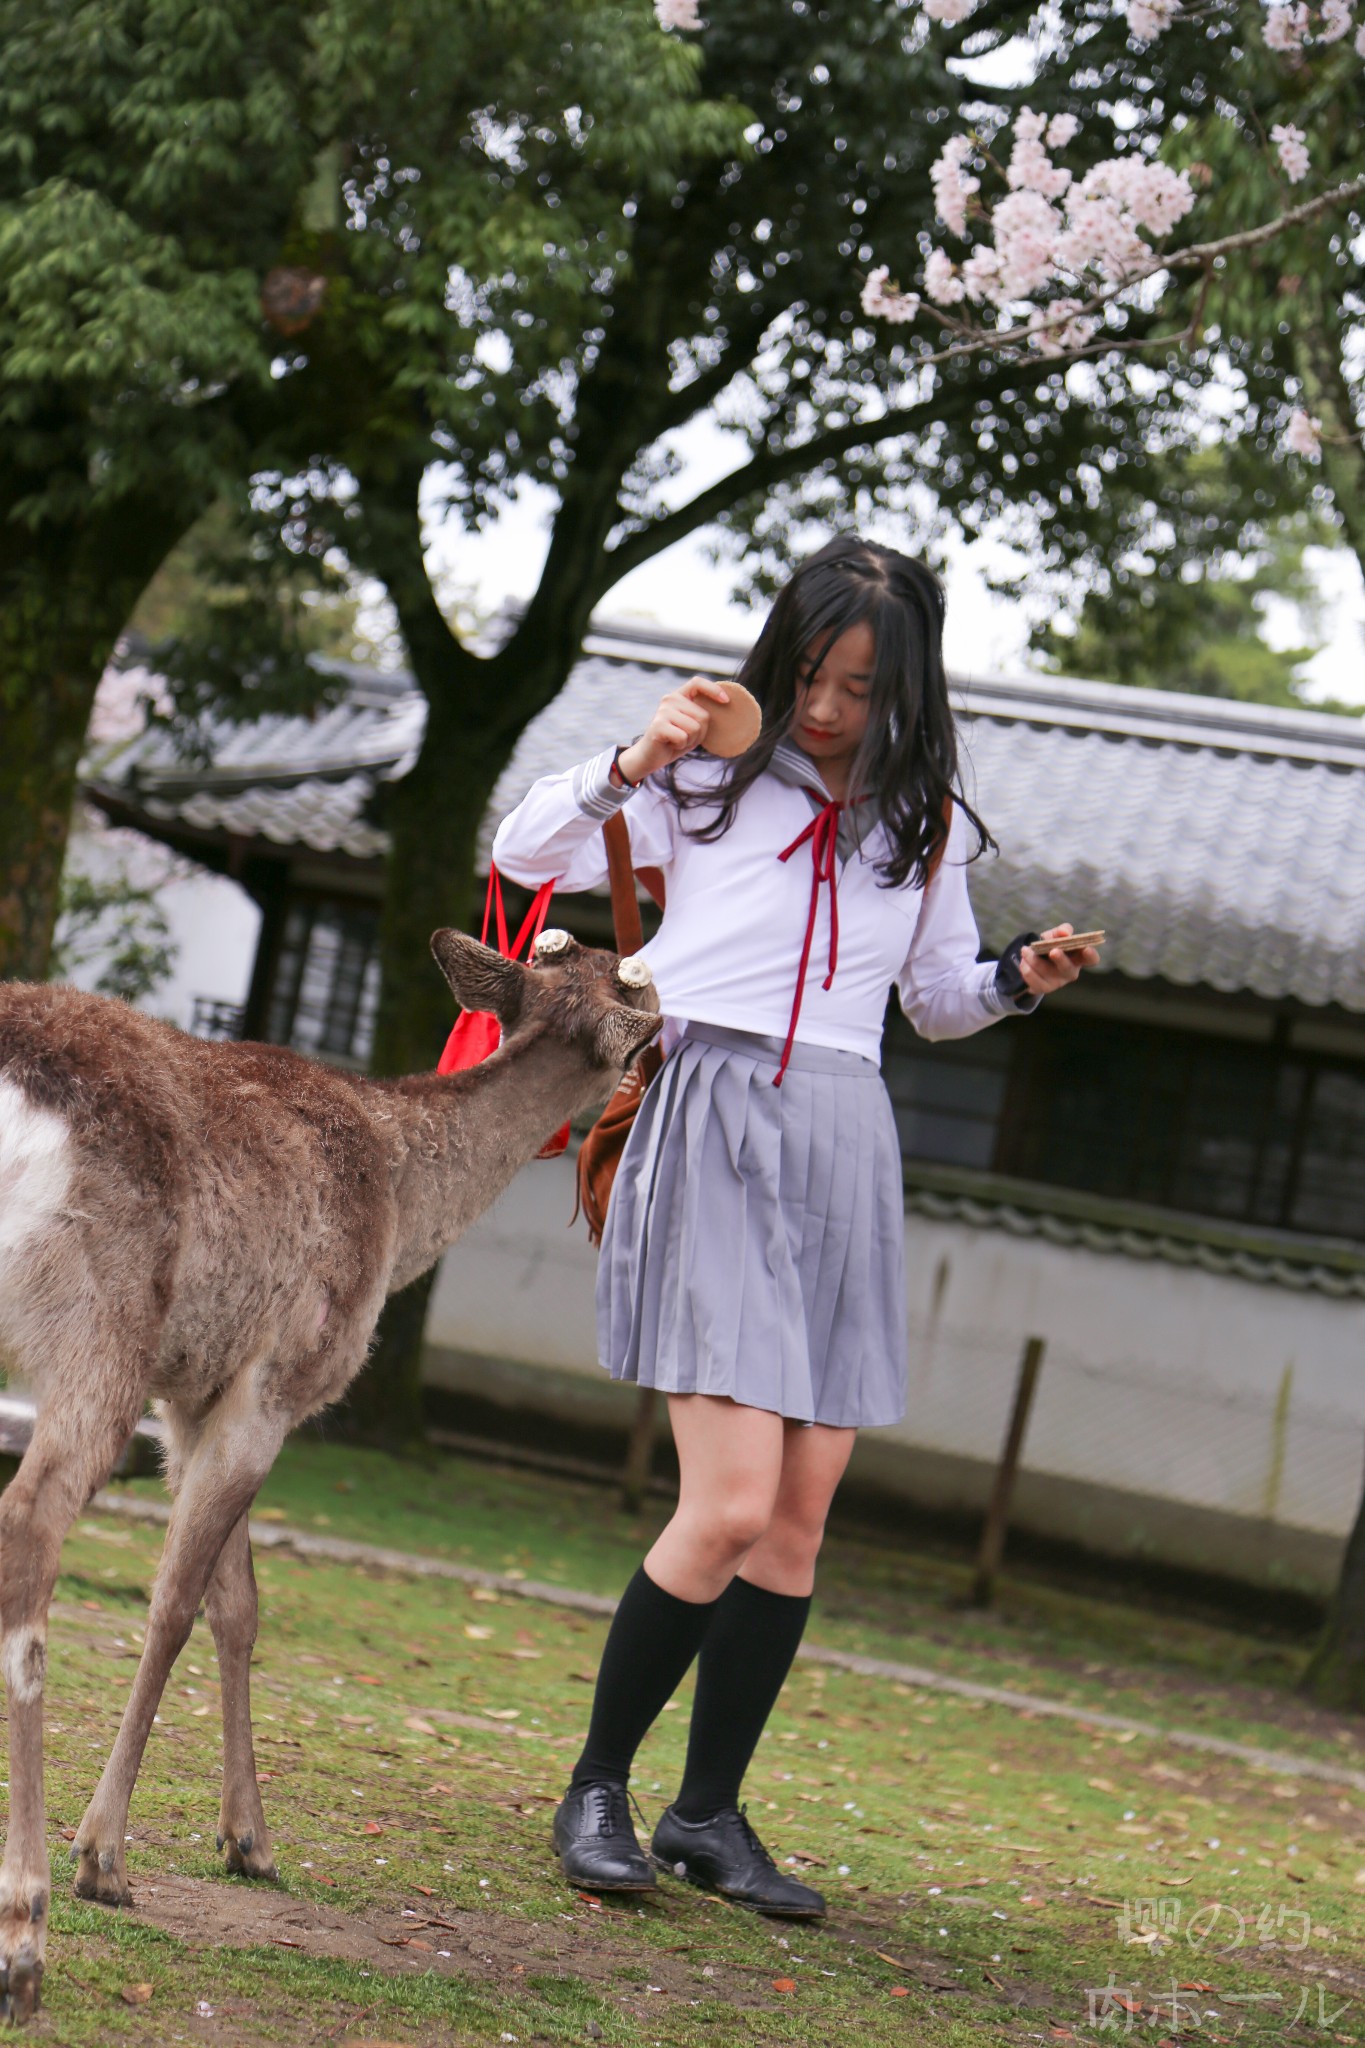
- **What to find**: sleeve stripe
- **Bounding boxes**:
[572,746,637,821]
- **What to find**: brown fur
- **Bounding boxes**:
[0,931,659,2021]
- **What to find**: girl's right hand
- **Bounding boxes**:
[616,680,732,784]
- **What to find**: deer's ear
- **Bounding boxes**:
[430,931,528,1024]
[594,1003,663,1071]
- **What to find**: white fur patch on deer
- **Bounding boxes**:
[1,1628,47,1707]
[0,1081,72,1257]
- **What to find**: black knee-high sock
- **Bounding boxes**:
[569,1564,719,1791]
[672,1575,811,1821]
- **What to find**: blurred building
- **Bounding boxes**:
[88,620,1365,1596]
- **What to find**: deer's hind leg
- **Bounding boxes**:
[156,1406,278,1882]
[0,1377,146,2023]
[72,1373,288,1909]
[203,1514,276,1880]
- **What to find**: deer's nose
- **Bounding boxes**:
[534,928,572,958]
[616,955,653,988]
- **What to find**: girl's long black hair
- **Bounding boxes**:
[664,535,995,888]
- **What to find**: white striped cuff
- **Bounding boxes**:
[980,961,1041,1018]
[572,746,637,821]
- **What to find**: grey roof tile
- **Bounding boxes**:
[88,626,1365,1012]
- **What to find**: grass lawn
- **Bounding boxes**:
[17,1435,1365,2046]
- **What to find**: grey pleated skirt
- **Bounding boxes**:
[596,1022,908,1429]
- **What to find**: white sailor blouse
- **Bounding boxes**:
[492,740,1035,1076]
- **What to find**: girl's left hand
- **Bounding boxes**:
[1020,926,1101,995]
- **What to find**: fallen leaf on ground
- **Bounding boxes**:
[353,1675,383,1686]
[414,1885,436,1897]
[255,1507,287,1522]
[889,1986,910,1998]
[772,1978,796,1993]
[485,1708,520,1721]
[404,1717,437,1736]
[120,1984,153,2006]
[271,1938,302,1949]
[363,1820,384,1836]
[464,1626,494,1642]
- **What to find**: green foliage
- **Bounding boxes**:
[1029,449,1356,711]
[128,495,385,747]
[50,860,176,1003]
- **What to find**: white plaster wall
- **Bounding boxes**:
[427,1158,1365,1542]
[60,822,259,1033]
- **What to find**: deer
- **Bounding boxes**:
[0,926,660,2022]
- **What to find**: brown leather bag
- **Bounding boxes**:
[574,812,666,1244]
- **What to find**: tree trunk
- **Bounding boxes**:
[1291,299,1365,590]
[0,512,202,983]
[338,701,501,1444]
[0,661,102,983]
[336,451,617,1443]
[1300,1456,1365,1712]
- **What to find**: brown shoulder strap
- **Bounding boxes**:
[603,811,645,953]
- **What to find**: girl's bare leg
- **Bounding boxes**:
[644,1395,787,1601]
[739,1421,857,1595]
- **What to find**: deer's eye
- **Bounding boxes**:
[534,928,572,959]
[617,955,653,988]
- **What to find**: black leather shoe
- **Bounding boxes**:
[552,1781,656,1892]
[652,1804,826,1918]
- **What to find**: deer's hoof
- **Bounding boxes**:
[0,1948,44,2025]
[70,1843,131,1909]
[220,1830,278,1882]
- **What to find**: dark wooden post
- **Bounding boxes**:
[620,1387,660,1512]
[971,1335,1046,1607]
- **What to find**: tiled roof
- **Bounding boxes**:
[89,624,1365,1012]
[902,1162,1365,1300]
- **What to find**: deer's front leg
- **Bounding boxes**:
[203,1515,276,1880]
[73,1388,285,1908]
[0,1394,142,2022]
[0,1639,50,2025]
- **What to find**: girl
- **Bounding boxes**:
[491,537,1097,1916]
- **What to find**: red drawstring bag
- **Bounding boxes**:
[437,866,570,1159]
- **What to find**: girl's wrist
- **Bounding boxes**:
[613,740,648,788]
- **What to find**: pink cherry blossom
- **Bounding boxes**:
[1046,114,1081,149]
[654,0,703,28]
[1264,3,1310,50]
[1007,109,1073,200]
[860,266,921,324]
[931,133,981,238]
[960,246,1003,303]
[1077,157,1196,238]
[1320,0,1355,38]
[1284,408,1323,459]
[1031,298,1100,355]
[1128,0,1180,37]
[992,188,1065,297]
[924,248,966,304]
[922,0,977,20]
[1272,121,1311,181]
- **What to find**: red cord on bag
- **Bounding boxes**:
[437,867,569,1157]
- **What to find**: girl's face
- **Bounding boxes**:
[793,619,875,782]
